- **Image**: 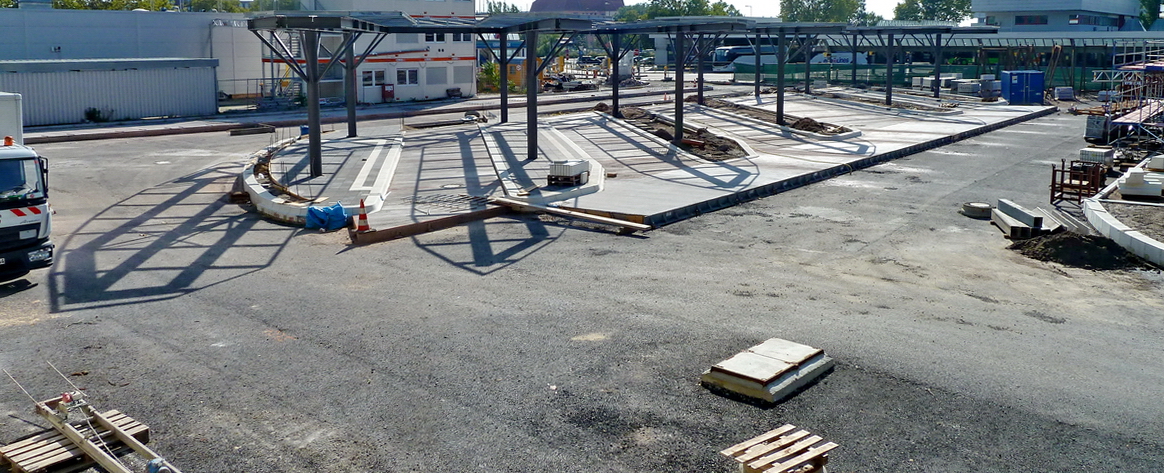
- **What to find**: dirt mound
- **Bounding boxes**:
[619,106,651,120]
[1008,233,1144,270]
[791,117,829,133]
[593,102,611,113]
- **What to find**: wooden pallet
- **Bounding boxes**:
[721,424,838,473]
[0,410,149,473]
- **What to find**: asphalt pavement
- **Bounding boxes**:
[2,91,1162,472]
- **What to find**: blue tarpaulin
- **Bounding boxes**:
[305,202,348,231]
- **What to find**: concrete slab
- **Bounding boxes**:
[701,338,834,404]
[251,88,1056,239]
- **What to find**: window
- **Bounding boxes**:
[1015,15,1048,25]
[427,67,447,85]
[451,33,473,42]
[425,33,446,43]
[397,68,419,85]
[362,70,386,86]
[453,65,474,84]
[984,16,998,26]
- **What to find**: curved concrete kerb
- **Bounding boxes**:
[1083,157,1164,266]
[240,135,315,226]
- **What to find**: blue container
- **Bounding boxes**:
[1000,70,1044,105]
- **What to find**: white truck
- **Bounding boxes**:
[0,92,54,280]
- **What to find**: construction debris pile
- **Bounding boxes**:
[1008,233,1144,270]
[601,105,747,162]
[700,98,852,134]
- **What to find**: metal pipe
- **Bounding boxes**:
[776,32,785,125]
[344,32,357,137]
[933,33,942,99]
[754,33,762,98]
[803,36,812,95]
[526,30,538,161]
[612,33,622,117]
[674,32,685,145]
[303,31,323,178]
[885,33,895,106]
[500,37,509,123]
[697,34,706,105]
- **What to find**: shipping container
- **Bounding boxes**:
[1000,70,1044,105]
[0,59,218,126]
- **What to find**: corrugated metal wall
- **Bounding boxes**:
[0,67,217,126]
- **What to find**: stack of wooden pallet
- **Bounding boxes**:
[0,410,149,473]
[721,424,838,473]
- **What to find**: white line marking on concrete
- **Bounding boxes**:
[350,139,387,192]
[370,137,403,199]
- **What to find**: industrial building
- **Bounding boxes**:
[970,0,1145,31]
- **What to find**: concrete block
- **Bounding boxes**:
[997,199,1042,229]
[1125,231,1150,258]
[701,338,833,404]
[991,208,1031,239]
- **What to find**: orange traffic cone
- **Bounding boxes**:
[663,92,670,102]
[355,199,370,232]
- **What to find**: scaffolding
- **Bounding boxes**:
[1091,40,1164,150]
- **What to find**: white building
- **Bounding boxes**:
[971,0,1143,31]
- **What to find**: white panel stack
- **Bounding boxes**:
[1054,87,1075,100]
[701,338,834,403]
[980,74,996,81]
[549,160,589,177]
[1079,147,1115,167]
[957,82,982,94]
[1118,168,1163,196]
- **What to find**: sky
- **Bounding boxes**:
[508,0,903,20]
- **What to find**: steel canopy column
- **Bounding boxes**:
[754,33,762,98]
[696,34,706,105]
[851,34,858,85]
[612,33,622,118]
[933,33,942,99]
[526,30,538,161]
[673,32,685,145]
[803,36,813,94]
[344,32,357,137]
[500,37,509,123]
[303,31,323,177]
[776,32,786,125]
[885,33,895,106]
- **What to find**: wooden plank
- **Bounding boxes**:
[720,424,797,457]
[3,412,135,456]
[734,430,812,464]
[5,413,141,461]
[15,422,147,471]
[746,435,823,470]
[3,410,148,473]
[761,442,838,473]
[35,402,133,473]
[491,197,653,232]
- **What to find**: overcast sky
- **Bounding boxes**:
[507,0,903,20]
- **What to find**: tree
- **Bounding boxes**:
[616,0,740,20]
[614,3,649,21]
[851,8,883,26]
[1,0,16,7]
[892,0,971,22]
[779,0,862,22]
[1141,0,1161,29]
[708,0,740,16]
[486,0,519,14]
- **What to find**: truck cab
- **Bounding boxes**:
[0,135,53,280]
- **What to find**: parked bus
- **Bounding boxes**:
[712,45,776,72]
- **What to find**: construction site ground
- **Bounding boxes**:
[256,88,1056,236]
[2,91,1163,472]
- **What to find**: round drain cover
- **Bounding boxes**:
[961,202,992,218]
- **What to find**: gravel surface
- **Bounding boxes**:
[1105,201,1164,245]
